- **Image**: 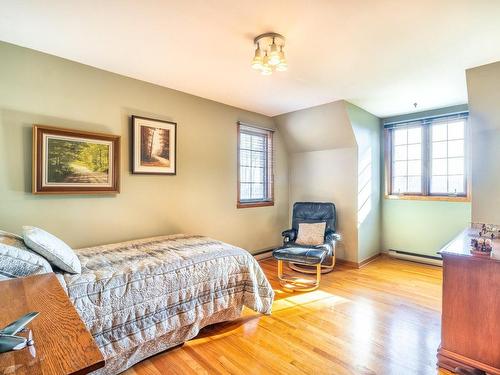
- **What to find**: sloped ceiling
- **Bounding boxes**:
[274,100,356,153]
[1,1,500,117]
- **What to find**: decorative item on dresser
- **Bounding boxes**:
[437,224,500,375]
[0,273,104,375]
[32,125,120,194]
[0,311,39,354]
[131,115,177,175]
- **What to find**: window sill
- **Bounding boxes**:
[385,195,470,202]
[237,201,274,209]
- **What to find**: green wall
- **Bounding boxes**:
[346,103,382,262]
[381,105,471,257]
[0,41,290,252]
[382,200,471,256]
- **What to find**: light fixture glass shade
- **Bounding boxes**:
[260,64,273,75]
[276,48,287,71]
[276,61,287,72]
[251,47,263,70]
[268,42,280,66]
[261,54,272,75]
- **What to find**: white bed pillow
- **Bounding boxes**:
[22,226,81,274]
[0,230,53,279]
[295,222,326,246]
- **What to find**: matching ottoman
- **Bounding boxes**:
[272,245,328,291]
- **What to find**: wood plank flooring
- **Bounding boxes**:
[125,256,453,375]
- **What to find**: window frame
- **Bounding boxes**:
[237,122,274,208]
[389,124,425,195]
[384,114,470,202]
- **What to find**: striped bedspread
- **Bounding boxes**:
[56,234,274,374]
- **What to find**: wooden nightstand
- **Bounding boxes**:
[0,273,104,375]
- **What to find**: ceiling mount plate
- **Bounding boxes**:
[254,32,285,46]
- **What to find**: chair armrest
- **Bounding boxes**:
[282,229,297,243]
[325,229,341,243]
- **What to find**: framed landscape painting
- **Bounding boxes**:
[132,116,177,175]
[33,125,120,194]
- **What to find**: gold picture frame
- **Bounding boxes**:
[32,125,120,194]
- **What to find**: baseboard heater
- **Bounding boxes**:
[387,250,442,267]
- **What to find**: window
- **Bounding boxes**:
[237,122,274,208]
[430,120,466,195]
[385,113,468,199]
[391,126,423,194]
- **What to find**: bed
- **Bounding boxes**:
[55,234,274,375]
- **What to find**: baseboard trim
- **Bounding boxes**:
[253,249,274,260]
[336,253,382,269]
[336,259,359,268]
[359,253,382,267]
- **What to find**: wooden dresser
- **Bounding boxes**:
[437,227,500,375]
[0,273,104,375]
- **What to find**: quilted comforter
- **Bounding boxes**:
[55,234,274,374]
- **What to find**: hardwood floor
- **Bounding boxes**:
[125,256,453,375]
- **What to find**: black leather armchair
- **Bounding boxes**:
[273,202,340,291]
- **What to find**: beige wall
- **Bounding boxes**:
[466,61,500,224]
[274,100,365,262]
[275,101,356,153]
[288,148,358,262]
[0,42,289,252]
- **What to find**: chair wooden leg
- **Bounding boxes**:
[277,260,321,292]
[316,263,321,285]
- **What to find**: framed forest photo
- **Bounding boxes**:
[132,116,177,175]
[33,125,120,194]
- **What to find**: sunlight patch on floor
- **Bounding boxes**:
[270,289,352,313]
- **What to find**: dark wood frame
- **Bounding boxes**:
[33,125,120,194]
[383,120,471,202]
[131,115,177,175]
[236,122,274,209]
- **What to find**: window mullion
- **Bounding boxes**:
[388,130,393,195]
[263,136,268,199]
[422,124,430,195]
[405,129,409,193]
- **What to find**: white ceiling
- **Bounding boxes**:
[1,1,500,118]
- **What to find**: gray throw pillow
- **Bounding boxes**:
[0,230,53,279]
[22,226,81,274]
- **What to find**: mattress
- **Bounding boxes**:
[56,234,274,374]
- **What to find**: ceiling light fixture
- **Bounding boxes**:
[251,33,287,75]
